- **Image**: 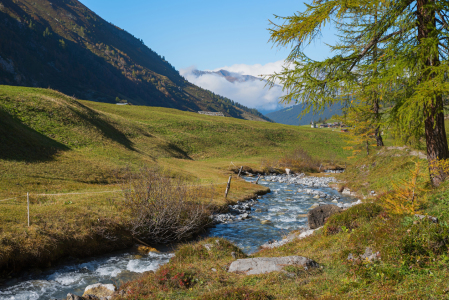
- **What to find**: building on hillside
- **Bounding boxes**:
[319,124,328,128]
[198,111,225,117]
[328,122,341,128]
[116,103,128,105]
[311,121,317,128]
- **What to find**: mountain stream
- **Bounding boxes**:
[0,174,357,300]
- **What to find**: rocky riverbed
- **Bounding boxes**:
[1,173,359,299]
[211,173,360,225]
[207,174,359,253]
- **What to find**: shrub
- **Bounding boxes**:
[201,287,272,300]
[261,147,320,174]
[379,161,428,215]
[324,203,383,235]
[120,168,214,243]
[400,219,449,262]
[155,265,197,289]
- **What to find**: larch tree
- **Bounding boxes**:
[266,0,449,186]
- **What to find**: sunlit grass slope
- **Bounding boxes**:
[0,85,351,274]
[0,85,349,198]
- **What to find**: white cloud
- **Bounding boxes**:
[180,61,289,112]
[209,60,287,78]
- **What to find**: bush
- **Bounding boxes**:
[400,219,449,262]
[155,265,197,289]
[324,203,383,235]
[202,287,273,300]
[120,168,214,243]
[261,147,321,174]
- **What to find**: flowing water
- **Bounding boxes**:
[207,175,356,253]
[0,175,356,299]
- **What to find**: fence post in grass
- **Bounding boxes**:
[237,166,243,178]
[255,175,261,184]
[225,176,232,198]
[27,192,30,227]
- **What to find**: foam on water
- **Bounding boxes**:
[0,251,174,299]
[207,175,357,253]
[127,253,173,273]
[2,175,356,299]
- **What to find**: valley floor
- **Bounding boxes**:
[3,86,449,299]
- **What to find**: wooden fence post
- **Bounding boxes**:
[225,176,232,198]
[237,166,243,178]
[27,192,30,227]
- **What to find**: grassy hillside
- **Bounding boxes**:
[0,0,269,121]
[0,85,349,274]
[0,85,348,197]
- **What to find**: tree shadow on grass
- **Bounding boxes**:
[71,104,136,152]
[162,143,193,160]
[0,109,69,162]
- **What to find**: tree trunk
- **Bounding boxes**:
[366,140,370,156]
[372,9,384,148]
[373,100,384,146]
[424,96,449,186]
[417,0,449,186]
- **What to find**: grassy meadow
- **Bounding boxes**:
[0,85,349,275]
[4,85,448,299]
[115,147,449,299]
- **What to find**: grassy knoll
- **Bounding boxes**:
[0,85,349,275]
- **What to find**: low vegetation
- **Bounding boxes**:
[111,124,449,299]
[4,85,449,298]
[116,163,449,299]
[121,168,214,244]
[0,85,349,276]
[260,148,322,174]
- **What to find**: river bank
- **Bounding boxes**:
[0,172,359,299]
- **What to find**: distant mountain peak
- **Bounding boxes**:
[192,69,263,84]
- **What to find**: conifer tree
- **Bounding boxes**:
[267,0,449,186]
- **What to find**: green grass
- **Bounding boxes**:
[116,185,449,299]
[0,85,349,197]
[111,121,449,299]
[0,85,351,275]
[2,85,449,298]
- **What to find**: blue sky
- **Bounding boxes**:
[79,0,336,112]
[80,0,335,70]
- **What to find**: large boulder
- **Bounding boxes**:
[228,256,318,275]
[83,283,116,299]
[308,204,342,229]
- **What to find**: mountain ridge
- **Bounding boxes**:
[0,0,269,121]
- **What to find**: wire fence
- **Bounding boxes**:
[0,181,230,204]
[0,197,17,202]
[0,178,242,227]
